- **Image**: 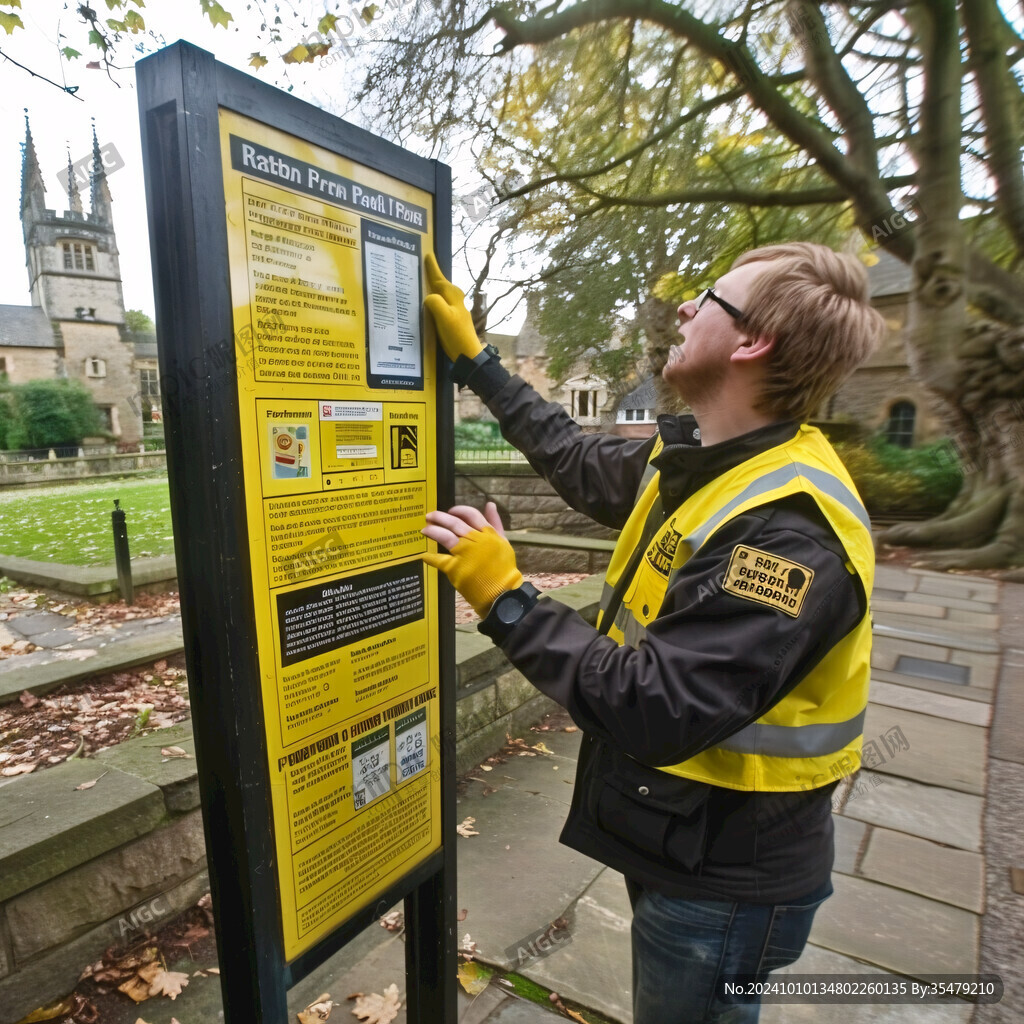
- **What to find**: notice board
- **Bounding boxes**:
[138,42,455,1021]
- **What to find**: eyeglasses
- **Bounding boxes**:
[693,287,746,321]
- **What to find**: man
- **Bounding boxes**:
[422,244,885,1023]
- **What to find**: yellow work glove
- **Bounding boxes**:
[422,527,523,618]
[424,253,484,363]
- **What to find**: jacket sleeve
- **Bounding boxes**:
[497,501,866,766]
[466,361,657,530]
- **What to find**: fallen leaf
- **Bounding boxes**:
[19,690,40,708]
[480,765,493,771]
[148,968,189,999]
[566,1010,589,1022]
[2,763,35,776]
[457,908,468,921]
[75,772,107,791]
[134,1019,153,1024]
[297,991,334,1022]
[160,746,191,758]
[118,973,154,1003]
[531,741,553,755]
[458,933,478,959]
[456,817,479,837]
[379,910,403,931]
[457,960,490,995]
[349,984,400,1023]
[564,725,578,733]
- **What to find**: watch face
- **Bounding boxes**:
[496,593,523,625]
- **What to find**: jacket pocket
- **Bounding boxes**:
[594,750,711,870]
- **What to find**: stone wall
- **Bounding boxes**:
[0,451,166,487]
[0,577,601,1022]
[455,461,618,540]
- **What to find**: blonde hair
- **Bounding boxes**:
[732,243,886,422]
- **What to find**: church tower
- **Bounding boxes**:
[13,114,139,443]
[21,118,126,324]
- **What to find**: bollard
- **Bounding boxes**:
[111,499,134,604]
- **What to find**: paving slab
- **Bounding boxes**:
[909,570,1000,604]
[867,679,992,727]
[810,873,978,977]
[523,867,633,1023]
[872,634,954,670]
[4,611,74,636]
[862,704,986,795]
[870,666,992,702]
[764,943,973,1023]
[990,651,1024,765]
[0,760,166,902]
[0,620,184,704]
[832,813,868,876]
[839,773,983,852]
[24,628,81,649]
[94,721,199,812]
[454,782,605,971]
[873,565,919,591]
[858,824,984,912]
[872,598,948,619]
[872,620,998,654]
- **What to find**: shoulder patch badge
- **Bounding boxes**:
[722,545,814,617]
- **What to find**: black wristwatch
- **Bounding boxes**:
[451,343,501,387]
[479,581,541,643]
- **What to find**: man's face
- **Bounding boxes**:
[662,261,766,406]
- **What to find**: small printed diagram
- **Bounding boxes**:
[390,425,418,469]
[395,708,427,780]
[271,423,312,478]
[352,725,391,811]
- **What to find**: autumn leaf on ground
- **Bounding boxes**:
[148,968,189,999]
[161,746,191,758]
[456,816,479,837]
[531,741,553,755]
[458,933,478,959]
[75,772,107,791]
[378,910,403,931]
[297,991,334,1023]
[349,984,400,1024]
[19,690,40,708]
[457,960,491,995]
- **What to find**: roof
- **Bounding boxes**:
[617,376,657,411]
[866,248,913,299]
[0,305,57,349]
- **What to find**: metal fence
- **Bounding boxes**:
[454,447,527,462]
[0,443,137,464]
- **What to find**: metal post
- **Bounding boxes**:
[111,499,134,604]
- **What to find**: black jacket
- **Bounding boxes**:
[461,360,866,902]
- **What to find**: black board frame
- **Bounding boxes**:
[136,41,456,1022]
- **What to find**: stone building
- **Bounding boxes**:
[0,118,141,446]
[823,248,945,446]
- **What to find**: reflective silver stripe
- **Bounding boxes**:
[622,616,647,648]
[685,463,871,553]
[714,708,867,758]
[599,580,616,612]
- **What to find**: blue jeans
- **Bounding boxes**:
[625,877,833,1024]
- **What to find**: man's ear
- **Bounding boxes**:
[731,333,775,364]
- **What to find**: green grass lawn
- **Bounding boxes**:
[0,477,176,567]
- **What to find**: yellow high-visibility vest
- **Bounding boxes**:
[596,425,874,792]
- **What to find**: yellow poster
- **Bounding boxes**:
[218,109,441,961]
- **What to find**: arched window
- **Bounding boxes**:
[885,401,916,448]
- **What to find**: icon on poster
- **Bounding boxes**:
[390,425,418,469]
[271,424,311,478]
[352,725,391,811]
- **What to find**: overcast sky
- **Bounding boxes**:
[0,1,510,324]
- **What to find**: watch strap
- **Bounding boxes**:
[478,581,541,644]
